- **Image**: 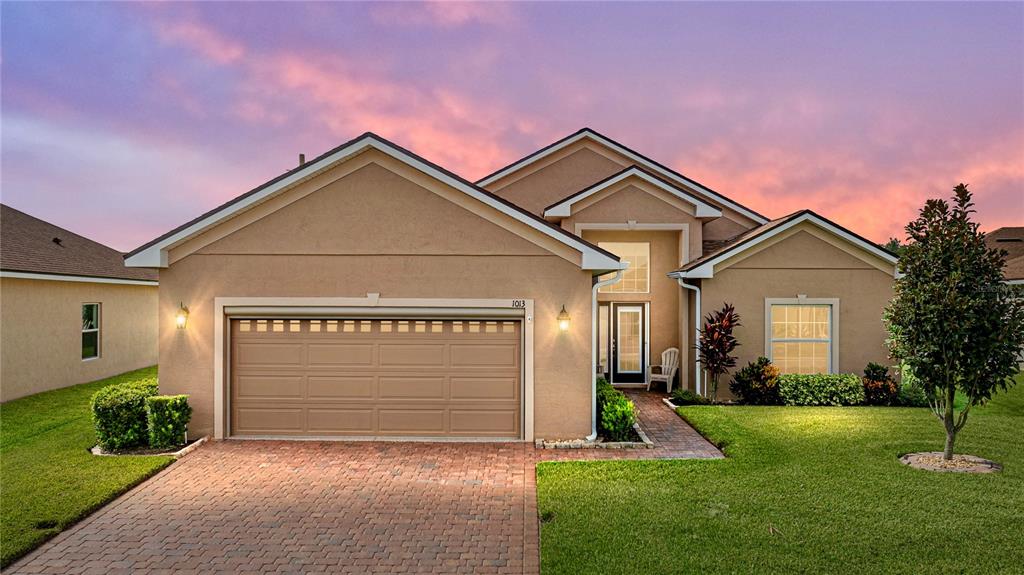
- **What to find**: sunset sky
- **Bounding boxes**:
[2,1,1021,251]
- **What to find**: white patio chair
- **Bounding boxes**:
[648,347,680,392]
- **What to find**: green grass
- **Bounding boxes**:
[0,367,173,567]
[537,376,1024,574]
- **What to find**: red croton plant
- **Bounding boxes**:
[698,303,741,402]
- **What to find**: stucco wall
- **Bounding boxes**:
[0,278,158,402]
[158,158,595,440]
[696,229,894,398]
[487,144,628,214]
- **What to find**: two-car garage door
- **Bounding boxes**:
[229,318,522,439]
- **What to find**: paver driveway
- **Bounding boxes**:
[9,392,719,574]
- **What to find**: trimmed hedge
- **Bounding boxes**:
[596,378,637,441]
[91,378,159,450]
[146,395,193,449]
[778,373,865,406]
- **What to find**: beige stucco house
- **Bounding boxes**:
[125,129,898,441]
[1,204,158,402]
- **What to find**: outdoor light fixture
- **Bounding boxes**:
[175,303,189,329]
[557,305,571,332]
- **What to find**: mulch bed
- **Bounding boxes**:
[900,451,1002,473]
[91,437,207,458]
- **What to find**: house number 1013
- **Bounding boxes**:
[511,300,527,308]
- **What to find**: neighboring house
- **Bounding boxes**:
[985,226,1024,285]
[125,129,897,441]
[0,204,158,402]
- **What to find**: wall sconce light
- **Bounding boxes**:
[175,302,189,329]
[557,305,571,332]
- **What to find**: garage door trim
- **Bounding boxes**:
[213,296,535,441]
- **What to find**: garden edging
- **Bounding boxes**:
[536,422,654,449]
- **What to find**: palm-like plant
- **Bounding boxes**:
[698,303,741,401]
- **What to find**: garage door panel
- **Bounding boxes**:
[378,344,445,367]
[378,409,446,434]
[231,318,520,438]
[235,375,305,399]
[450,377,517,401]
[450,410,518,435]
[308,376,374,399]
[236,343,304,366]
[307,343,374,366]
[307,408,375,433]
[234,407,304,434]
[378,376,445,399]
[450,344,518,368]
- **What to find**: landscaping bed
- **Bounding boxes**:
[0,367,173,568]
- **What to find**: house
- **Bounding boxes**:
[125,129,897,441]
[1,204,158,402]
[985,226,1024,285]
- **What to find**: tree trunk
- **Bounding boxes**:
[943,386,956,460]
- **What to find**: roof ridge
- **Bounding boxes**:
[125,132,623,268]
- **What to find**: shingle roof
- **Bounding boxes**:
[0,204,157,282]
[986,227,1024,281]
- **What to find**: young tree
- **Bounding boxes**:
[698,303,741,401]
[884,184,1024,460]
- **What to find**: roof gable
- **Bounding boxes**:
[543,166,722,219]
[477,128,769,225]
[125,133,624,272]
[670,210,898,279]
[0,204,157,283]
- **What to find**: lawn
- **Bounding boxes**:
[537,376,1024,574]
[0,367,173,568]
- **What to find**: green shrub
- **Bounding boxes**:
[670,388,710,406]
[145,395,193,449]
[600,394,637,441]
[596,378,637,441]
[729,357,781,405]
[778,373,865,406]
[898,363,930,407]
[91,378,159,450]
[862,362,899,406]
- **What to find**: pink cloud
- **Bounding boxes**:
[370,2,516,28]
[155,19,245,65]
[232,51,520,177]
[679,130,1024,242]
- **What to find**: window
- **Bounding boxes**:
[82,304,100,360]
[598,242,650,293]
[767,301,835,374]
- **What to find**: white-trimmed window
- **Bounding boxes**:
[598,242,650,293]
[82,303,100,360]
[766,299,838,374]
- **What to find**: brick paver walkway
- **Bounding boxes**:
[9,392,719,574]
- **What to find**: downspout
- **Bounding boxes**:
[589,271,623,441]
[676,278,703,397]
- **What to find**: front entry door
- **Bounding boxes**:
[611,303,646,383]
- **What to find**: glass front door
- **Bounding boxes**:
[611,303,646,383]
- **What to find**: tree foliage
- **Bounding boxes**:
[698,302,741,401]
[884,184,1024,459]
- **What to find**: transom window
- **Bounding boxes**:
[768,303,834,374]
[82,303,100,360]
[598,242,650,293]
